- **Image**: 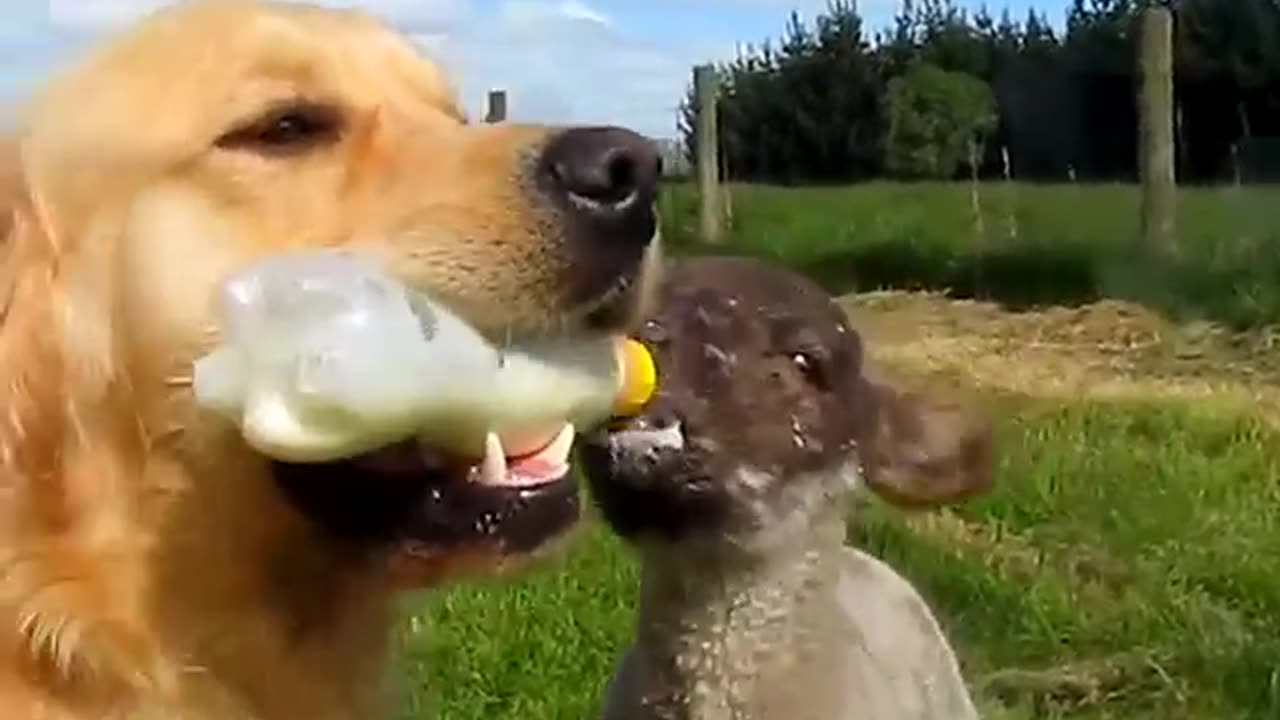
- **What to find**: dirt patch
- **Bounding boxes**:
[842,291,1280,429]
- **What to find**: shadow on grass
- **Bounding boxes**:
[656,179,1280,329]
[793,241,1104,310]
[666,225,1280,330]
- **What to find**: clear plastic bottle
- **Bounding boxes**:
[193,251,649,462]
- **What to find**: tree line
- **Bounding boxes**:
[679,0,1280,184]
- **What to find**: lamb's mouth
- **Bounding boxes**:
[272,423,581,579]
[579,413,731,541]
[581,414,688,478]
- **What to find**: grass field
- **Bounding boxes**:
[393,183,1280,719]
[658,181,1280,330]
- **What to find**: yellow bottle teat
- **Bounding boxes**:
[611,338,657,420]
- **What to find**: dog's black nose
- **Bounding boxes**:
[538,126,660,308]
[544,126,660,214]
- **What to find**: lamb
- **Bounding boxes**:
[579,256,995,720]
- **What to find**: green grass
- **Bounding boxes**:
[393,528,636,720]
[396,395,1280,719]
[657,182,1280,329]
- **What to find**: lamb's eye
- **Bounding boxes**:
[641,319,670,346]
[791,351,829,389]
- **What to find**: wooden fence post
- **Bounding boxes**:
[1138,7,1177,254]
[694,64,724,245]
[484,90,508,124]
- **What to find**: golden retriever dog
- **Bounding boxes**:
[0,1,662,718]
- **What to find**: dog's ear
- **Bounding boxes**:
[2,135,21,244]
[857,380,995,509]
[1,137,68,478]
[0,138,168,701]
[2,136,57,280]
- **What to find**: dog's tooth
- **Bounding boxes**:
[544,423,576,462]
[479,432,508,484]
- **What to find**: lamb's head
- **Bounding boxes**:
[579,256,994,549]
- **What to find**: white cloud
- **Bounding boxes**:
[410,31,451,56]
[555,0,612,27]
[47,0,467,32]
[47,0,173,31]
[681,0,904,32]
[12,0,694,139]
[429,0,688,137]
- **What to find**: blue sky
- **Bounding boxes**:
[1,0,1071,138]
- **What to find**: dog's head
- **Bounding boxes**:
[580,257,993,549]
[0,0,662,591]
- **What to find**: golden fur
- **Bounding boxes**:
[0,1,651,717]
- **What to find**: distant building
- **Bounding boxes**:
[483,90,507,124]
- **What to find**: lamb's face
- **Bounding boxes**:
[579,256,996,545]
[578,256,879,542]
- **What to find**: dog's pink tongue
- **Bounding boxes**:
[474,424,575,488]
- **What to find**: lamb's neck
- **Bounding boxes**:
[630,512,848,715]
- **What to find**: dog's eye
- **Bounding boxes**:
[216,102,344,153]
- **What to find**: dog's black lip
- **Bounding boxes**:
[400,473,580,554]
[580,257,646,332]
[271,438,580,552]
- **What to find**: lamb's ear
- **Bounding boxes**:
[858,380,995,509]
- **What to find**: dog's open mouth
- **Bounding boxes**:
[272,422,581,561]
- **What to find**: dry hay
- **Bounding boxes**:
[979,651,1185,711]
[841,291,1280,429]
